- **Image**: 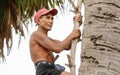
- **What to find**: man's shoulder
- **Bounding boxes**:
[31,31,47,40]
[30,31,38,40]
[31,31,40,37]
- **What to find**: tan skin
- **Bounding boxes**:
[29,13,82,75]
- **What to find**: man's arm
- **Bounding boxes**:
[51,39,71,50]
[34,30,80,53]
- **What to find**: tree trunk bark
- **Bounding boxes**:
[79,0,120,75]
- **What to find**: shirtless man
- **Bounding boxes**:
[29,8,82,75]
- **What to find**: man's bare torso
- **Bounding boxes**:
[29,31,54,64]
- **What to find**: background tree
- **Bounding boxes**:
[0,0,64,60]
[79,0,120,75]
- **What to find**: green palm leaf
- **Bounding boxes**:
[0,0,64,61]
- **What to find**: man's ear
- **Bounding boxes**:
[37,19,41,24]
[38,16,43,24]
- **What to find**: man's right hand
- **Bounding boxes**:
[71,29,81,39]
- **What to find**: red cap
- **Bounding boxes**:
[34,8,58,23]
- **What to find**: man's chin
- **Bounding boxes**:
[47,28,52,31]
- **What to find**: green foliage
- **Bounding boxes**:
[0,0,64,60]
[0,0,4,32]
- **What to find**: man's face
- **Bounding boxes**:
[38,13,54,31]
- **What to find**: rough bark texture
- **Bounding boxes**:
[79,0,120,75]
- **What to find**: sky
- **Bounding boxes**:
[0,5,84,75]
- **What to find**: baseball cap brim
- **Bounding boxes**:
[43,8,58,16]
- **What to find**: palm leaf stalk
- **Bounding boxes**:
[0,0,64,61]
[66,0,83,74]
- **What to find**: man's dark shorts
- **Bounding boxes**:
[36,61,64,75]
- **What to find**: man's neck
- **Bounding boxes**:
[38,27,48,35]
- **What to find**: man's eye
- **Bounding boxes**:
[46,16,50,19]
[46,16,53,20]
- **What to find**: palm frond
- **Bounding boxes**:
[0,0,64,61]
[0,0,4,32]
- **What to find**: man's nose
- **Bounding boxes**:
[49,19,53,23]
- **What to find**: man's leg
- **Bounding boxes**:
[61,71,74,75]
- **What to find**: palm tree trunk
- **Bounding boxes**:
[79,0,120,75]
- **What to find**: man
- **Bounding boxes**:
[29,8,82,75]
